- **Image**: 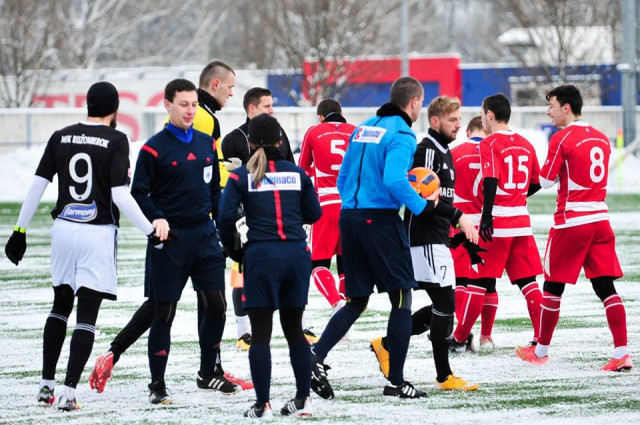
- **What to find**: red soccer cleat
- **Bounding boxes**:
[515,345,549,365]
[601,354,633,372]
[89,351,114,393]
[224,372,254,390]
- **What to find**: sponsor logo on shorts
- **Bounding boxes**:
[248,172,301,192]
[353,126,386,144]
[58,201,98,222]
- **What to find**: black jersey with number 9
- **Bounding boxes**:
[35,122,130,226]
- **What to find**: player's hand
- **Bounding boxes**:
[479,214,493,242]
[5,229,27,266]
[463,241,487,265]
[223,157,242,172]
[224,246,244,264]
[152,218,170,241]
[458,214,479,245]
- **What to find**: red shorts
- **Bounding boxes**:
[470,235,542,281]
[543,220,623,284]
[309,202,341,261]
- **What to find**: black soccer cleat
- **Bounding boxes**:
[197,372,240,394]
[310,352,334,400]
[244,402,273,418]
[148,380,173,405]
[447,333,476,354]
[280,396,312,417]
[383,380,427,399]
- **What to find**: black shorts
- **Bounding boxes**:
[339,209,417,297]
[145,220,225,302]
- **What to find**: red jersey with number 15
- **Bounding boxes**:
[480,130,540,237]
[540,121,610,228]
[298,120,356,206]
[451,138,483,225]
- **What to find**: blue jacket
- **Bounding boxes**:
[218,154,321,250]
[337,103,427,215]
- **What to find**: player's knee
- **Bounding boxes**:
[389,288,412,312]
[429,310,453,341]
[543,281,566,296]
[513,276,536,290]
[153,301,177,325]
[198,290,227,321]
[486,278,497,293]
[591,277,617,301]
[51,284,75,317]
[346,296,369,315]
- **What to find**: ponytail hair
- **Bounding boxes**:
[247,147,268,187]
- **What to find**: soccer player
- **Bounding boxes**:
[310,77,435,400]
[221,87,296,351]
[4,82,165,411]
[452,93,543,351]
[90,63,250,394]
[516,85,631,371]
[298,99,356,317]
[370,96,479,391]
[219,113,322,418]
[450,117,498,349]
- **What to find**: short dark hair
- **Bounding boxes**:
[164,79,196,102]
[546,85,583,115]
[199,60,235,89]
[316,98,342,117]
[390,77,424,109]
[466,116,483,133]
[243,87,272,112]
[482,93,511,123]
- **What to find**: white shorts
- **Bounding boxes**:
[410,244,455,288]
[50,219,118,299]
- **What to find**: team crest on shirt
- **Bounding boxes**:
[58,201,98,222]
[248,172,301,192]
[353,126,386,144]
[203,165,213,183]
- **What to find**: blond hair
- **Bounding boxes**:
[427,96,461,120]
[247,148,268,188]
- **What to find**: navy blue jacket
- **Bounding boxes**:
[132,125,221,226]
[218,152,321,250]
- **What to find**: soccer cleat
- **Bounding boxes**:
[434,374,479,391]
[89,351,114,393]
[224,372,254,390]
[237,333,252,351]
[244,402,273,418]
[515,345,549,365]
[479,336,496,351]
[57,395,82,411]
[601,354,633,372]
[447,333,476,354]
[197,372,240,394]
[310,352,334,400]
[303,328,320,344]
[370,337,390,378]
[280,396,312,417]
[148,380,173,404]
[383,381,427,399]
[37,385,55,405]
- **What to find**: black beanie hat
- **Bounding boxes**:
[87,81,119,117]
[248,113,281,147]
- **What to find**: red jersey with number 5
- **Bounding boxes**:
[298,120,355,206]
[480,130,540,237]
[540,121,609,228]
[451,138,483,225]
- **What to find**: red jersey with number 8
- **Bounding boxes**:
[480,130,540,237]
[540,121,609,228]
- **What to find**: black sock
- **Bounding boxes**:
[148,302,175,383]
[411,305,432,336]
[64,297,102,388]
[42,285,74,381]
[386,308,412,385]
[110,299,155,364]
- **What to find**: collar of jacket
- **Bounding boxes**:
[322,112,347,123]
[428,127,454,147]
[197,89,221,114]
[166,122,193,143]
[376,102,412,127]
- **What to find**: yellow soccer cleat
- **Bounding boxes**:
[435,374,479,391]
[370,337,390,378]
[303,328,320,344]
[236,333,251,351]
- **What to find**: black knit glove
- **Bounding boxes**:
[5,229,27,266]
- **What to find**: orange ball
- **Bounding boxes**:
[408,167,440,199]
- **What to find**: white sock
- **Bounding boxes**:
[534,343,549,358]
[40,379,55,390]
[236,315,251,338]
[302,311,307,330]
[613,346,628,359]
[60,385,75,400]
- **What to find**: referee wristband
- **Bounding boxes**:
[14,226,26,233]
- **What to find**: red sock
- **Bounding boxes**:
[454,285,468,323]
[338,274,345,298]
[481,291,499,338]
[603,294,627,347]
[453,285,486,343]
[538,291,561,346]
[312,267,342,307]
[520,282,542,342]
